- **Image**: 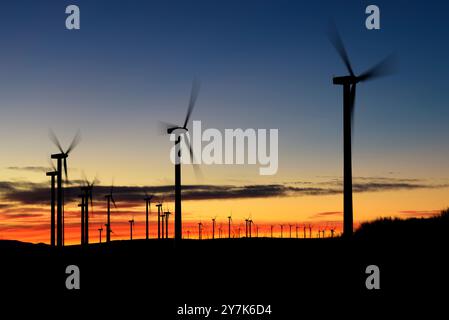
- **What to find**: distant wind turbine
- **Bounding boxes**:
[49,130,80,247]
[46,162,58,247]
[144,192,153,240]
[104,182,117,243]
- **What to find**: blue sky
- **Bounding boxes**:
[0,0,448,184]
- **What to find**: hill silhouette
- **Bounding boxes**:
[354,209,449,241]
[0,211,448,315]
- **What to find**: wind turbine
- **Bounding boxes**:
[227,214,232,239]
[46,162,58,247]
[161,212,165,239]
[161,80,201,242]
[330,226,336,238]
[164,209,171,239]
[104,182,117,243]
[270,225,274,238]
[328,22,396,238]
[156,201,163,239]
[280,225,284,238]
[198,222,203,240]
[248,219,253,238]
[289,224,293,238]
[212,217,216,239]
[78,194,85,245]
[296,224,299,239]
[81,176,96,245]
[98,226,103,243]
[144,192,153,240]
[49,130,80,247]
[129,217,135,240]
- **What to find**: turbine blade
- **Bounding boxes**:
[183,79,201,128]
[358,54,397,82]
[49,129,64,153]
[63,158,68,182]
[111,196,117,208]
[48,159,57,172]
[66,130,81,154]
[327,21,355,76]
[184,134,203,180]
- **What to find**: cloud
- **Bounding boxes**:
[310,211,343,218]
[0,176,447,209]
[398,210,441,218]
[7,166,50,173]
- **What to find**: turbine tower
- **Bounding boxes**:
[98,226,103,243]
[49,130,80,247]
[164,210,171,239]
[212,217,216,239]
[46,164,58,247]
[129,217,135,240]
[328,22,395,238]
[156,202,163,239]
[81,177,95,245]
[227,215,232,239]
[198,222,203,240]
[104,183,117,243]
[78,194,85,245]
[144,192,153,240]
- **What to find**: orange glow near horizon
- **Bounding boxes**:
[1,186,447,244]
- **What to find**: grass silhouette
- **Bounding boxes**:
[354,208,449,241]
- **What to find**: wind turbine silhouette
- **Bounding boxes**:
[161,80,201,242]
[104,182,117,243]
[156,201,163,239]
[78,193,85,245]
[330,226,336,238]
[328,22,396,238]
[98,226,103,243]
[227,214,232,239]
[49,130,80,247]
[164,209,171,239]
[144,192,153,240]
[198,221,203,240]
[212,217,216,239]
[46,161,58,246]
[81,176,96,245]
[129,217,135,240]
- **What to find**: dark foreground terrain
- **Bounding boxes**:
[1,212,448,317]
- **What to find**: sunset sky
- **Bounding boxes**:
[1,0,449,244]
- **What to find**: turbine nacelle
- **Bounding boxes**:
[50,153,68,159]
[332,75,359,85]
[167,126,188,135]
